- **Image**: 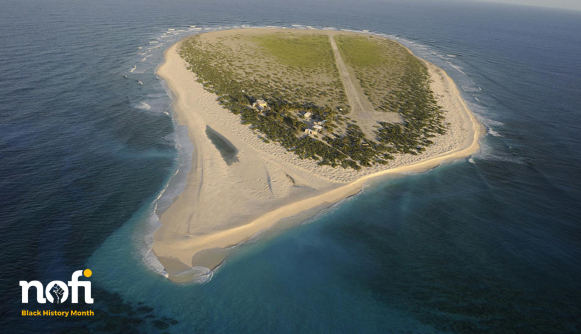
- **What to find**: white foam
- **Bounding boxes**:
[173,266,214,284]
[134,71,195,279]
[137,165,187,279]
[488,128,502,137]
[142,246,168,278]
[134,209,168,278]
[136,102,151,110]
[481,117,504,127]
[475,147,524,164]
[461,85,480,93]
[447,61,466,75]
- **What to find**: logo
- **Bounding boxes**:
[20,269,94,304]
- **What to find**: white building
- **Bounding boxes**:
[253,99,268,110]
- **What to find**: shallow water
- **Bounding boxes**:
[1,0,580,333]
[205,126,239,165]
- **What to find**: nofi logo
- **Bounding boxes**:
[20,269,94,304]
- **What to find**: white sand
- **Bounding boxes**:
[153,29,485,280]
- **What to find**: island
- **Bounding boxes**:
[154,28,484,282]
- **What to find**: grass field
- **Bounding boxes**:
[180,30,347,110]
[335,35,407,112]
[253,33,334,68]
[334,36,387,67]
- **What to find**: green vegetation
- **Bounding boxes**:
[252,34,333,68]
[334,37,386,67]
[336,35,408,112]
[179,30,447,170]
[180,31,347,109]
[337,35,446,155]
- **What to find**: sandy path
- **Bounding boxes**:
[328,34,401,138]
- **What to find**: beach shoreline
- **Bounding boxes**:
[153,29,486,282]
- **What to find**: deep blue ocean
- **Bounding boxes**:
[1,0,580,333]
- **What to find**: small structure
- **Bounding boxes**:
[313,125,323,132]
[304,129,315,135]
[303,111,312,119]
[253,99,268,110]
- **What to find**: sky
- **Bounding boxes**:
[469,0,581,11]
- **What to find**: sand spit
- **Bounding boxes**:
[154,29,485,282]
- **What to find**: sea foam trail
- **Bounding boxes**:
[140,211,168,277]
[121,26,201,279]
[138,164,186,279]
[447,61,467,75]
[488,128,503,137]
[171,266,214,284]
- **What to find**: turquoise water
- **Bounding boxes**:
[1,0,580,333]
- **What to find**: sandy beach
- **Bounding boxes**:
[153,29,485,282]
